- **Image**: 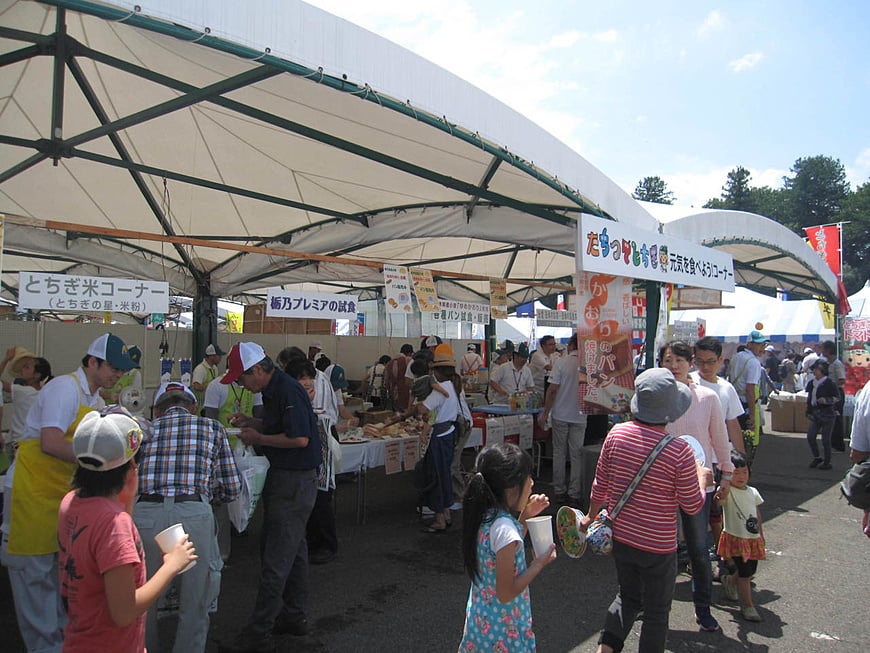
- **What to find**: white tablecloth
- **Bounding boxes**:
[338,436,419,473]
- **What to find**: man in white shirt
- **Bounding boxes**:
[529,335,558,396]
[488,343,534,404]
[538,334,586,506]
[848,378,870,538]
[800,346,819,387]
[192,343,225,407]
[820,340,846,451]
[459,344,484,382]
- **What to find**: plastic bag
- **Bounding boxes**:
[227,444,270,533]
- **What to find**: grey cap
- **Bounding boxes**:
[630,368,692,424]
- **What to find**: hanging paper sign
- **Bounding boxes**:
[536,309,577,327]
[383,264,413,314]
[431,299,491,324]
[490,278,508,319]
[409,268,440,313]
[577,272,635,415]
[579,214,735,292]
[18,272,169,313]
[266,289,359,320]
[354,313,366,336]
[225,310,243,333]
[403,437,420,470]
[384,439,402,474]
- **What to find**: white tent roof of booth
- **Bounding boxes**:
[0,0,838,316]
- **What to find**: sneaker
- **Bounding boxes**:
[741,606,762,622]
[809,458,822,468]
[420,506,435,517]
[819,462,832,470]
[722,574,739,602]
[696,612,721,632]
[450,502,463,511]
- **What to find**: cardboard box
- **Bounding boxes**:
[517,414,534,450]
[768,395,794,432]
[792,396,809,434]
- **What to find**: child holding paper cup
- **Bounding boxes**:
[459,443,555,651]
[58,407,197,652]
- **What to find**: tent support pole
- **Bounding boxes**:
[193,279,217,369]
[644,281,661,370]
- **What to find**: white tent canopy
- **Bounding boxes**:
[0,0,838,319]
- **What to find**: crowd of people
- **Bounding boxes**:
[1,329,866,653]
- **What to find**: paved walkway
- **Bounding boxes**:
[2,428,868,651]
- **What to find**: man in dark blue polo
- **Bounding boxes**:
[218,342,321,653]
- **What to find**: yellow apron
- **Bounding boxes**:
[8,376,96,555]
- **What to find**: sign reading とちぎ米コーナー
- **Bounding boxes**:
[578,214,735,292]
[18,271,169,313]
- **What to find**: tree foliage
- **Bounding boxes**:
[696,155,867,293]
[632,176,675,204]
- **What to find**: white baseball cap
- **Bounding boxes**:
[153,381,197,408]
[73,407,144,471]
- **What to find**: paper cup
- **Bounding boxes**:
[556,506,587,558]
[154,523,196,573]
[525,515,554,559]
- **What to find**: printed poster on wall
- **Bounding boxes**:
[576,272,635,414]
[383,264,413,314]
[843,317,870,397]
[489,278,508,319]
[409,268,440,313]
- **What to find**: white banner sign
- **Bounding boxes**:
[431,299,491,324]
[18,272,169,313]
[383,264,413,314]
[267,289,359,320]
[536,309,578,327]
[578,214,735,291]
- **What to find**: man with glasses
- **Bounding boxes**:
[3,333,137,653]
[219,343,321,653]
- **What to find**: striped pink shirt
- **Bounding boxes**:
[591,421,705,554]
[666,381,734,474]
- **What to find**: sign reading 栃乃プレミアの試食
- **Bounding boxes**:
[18,271,169,313]
[578,214,735,292]
[266,288,359,321]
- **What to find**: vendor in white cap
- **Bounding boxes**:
[488,342,535,404]
[459,343,484,383]
[58,406,196,653]
[4,333,136,653]
[192,343,225,406]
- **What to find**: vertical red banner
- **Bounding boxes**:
[804,225,841,277]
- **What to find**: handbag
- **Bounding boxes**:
[587,434,676,555]
[227,443,270,533]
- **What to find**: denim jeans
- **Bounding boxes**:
[807,414,835,464]
[680,492,714,616]
[600,539,677,653]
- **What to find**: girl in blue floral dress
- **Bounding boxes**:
[459,443,556,652]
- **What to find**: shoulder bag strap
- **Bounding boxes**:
[610,434,676,520]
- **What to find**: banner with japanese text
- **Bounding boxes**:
[409,268,440,313]
[266,289,359,320]
[804,225,841,277]
[18,272,169,313]
[225,310,243,333]
[383,264,413,314]
[430,299,490,324]
[579,213,735,291]
[489,278,507,319]
[577,272,635,414]
[843,317,870,396]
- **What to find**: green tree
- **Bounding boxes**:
[748,186,789,224]
[632,176,675,204]
[841,181,870,292]
[782,155,850,231]
[703,166,755,211]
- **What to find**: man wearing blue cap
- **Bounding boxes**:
[730,329,769,465]
[3,333,136,653]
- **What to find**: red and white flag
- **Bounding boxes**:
[805,224,851,315]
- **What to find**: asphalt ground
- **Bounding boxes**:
[2,427,869,652]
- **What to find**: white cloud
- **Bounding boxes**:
[644,165,788,210]
[847,147,870,188]
[547,30,583,49]
[593,29,619,43]
[728,52,764,73]
[697,10,724,37]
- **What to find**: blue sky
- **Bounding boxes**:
[306,1,870,208]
